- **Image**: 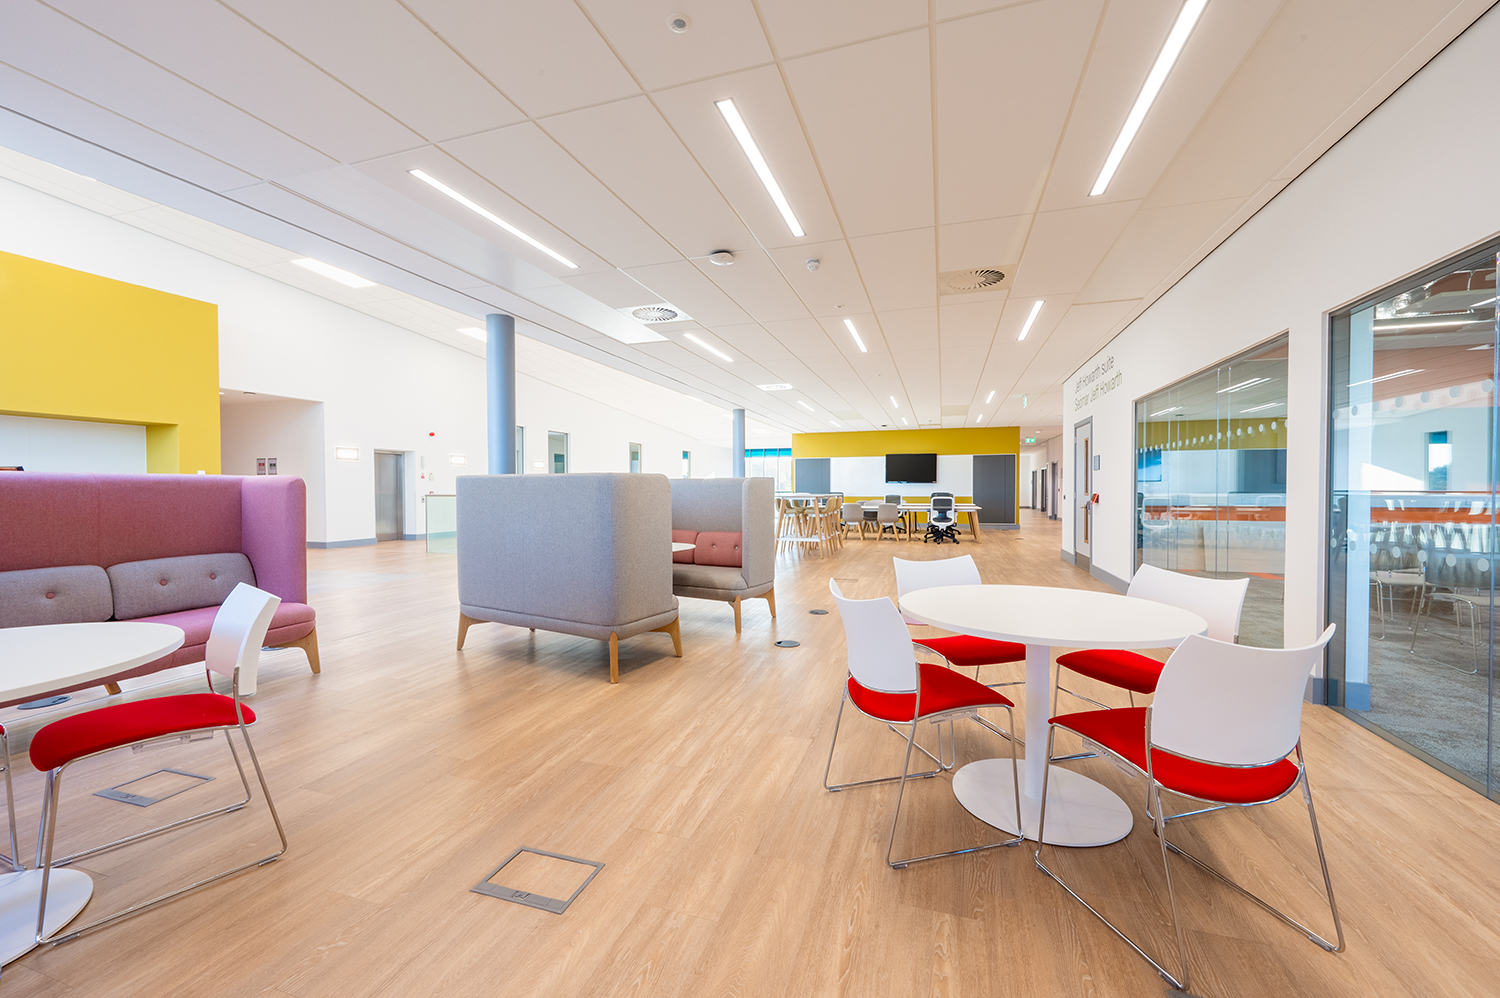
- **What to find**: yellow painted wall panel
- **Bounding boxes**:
[791,426,1020,458]
[0,250,219,473]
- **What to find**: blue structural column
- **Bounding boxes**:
[731,408,746,477]
[486,313,516,474]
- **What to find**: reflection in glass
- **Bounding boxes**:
[1327,245,1498,796]
[1135,336,1288,648]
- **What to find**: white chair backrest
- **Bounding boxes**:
[1127,563,1249,642]
[829,578,918,693]
[893,554,981,623]
[1151,625,1335,768]
[205,583,281,697]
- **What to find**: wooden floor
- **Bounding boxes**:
[5,510,1500,997]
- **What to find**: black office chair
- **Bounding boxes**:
[925,495,959,544]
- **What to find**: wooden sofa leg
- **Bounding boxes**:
[274,628,322,674]
[763,587,776,618]
[652,618,683,657]
[732,596,742,633]
[609,632,620,684]
[104,682,122,696]
[458,613,481,650]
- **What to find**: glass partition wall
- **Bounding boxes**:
[1135,336,1289,647]
[1329,244,1499,797]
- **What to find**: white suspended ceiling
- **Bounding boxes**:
[0,0,1490,441]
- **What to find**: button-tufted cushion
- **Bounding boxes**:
[107,553,257,621]
[0,565,113,628]
[693,531,743,568]
[672,529,698,563]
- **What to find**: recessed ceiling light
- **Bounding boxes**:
[1217,377,1272,394]
[797,400,815,412]
[409,169,578,269]
[293,258,375,288]
[715,98,805,238]
[708,250,735,266]
[1018,300,1044,341]
[684,332,733,362]
[459,327,486,340]
[1349,369,1423,388]
[1240,402,1281,413]
[757,383,793,391]
[900,417,908,425]
[889,396,899,409]
[985,390,996,403]
[1149,405,1182,417]
[843,318,867,353]
[829,420,841,428]
[1090,0,1208,197]
[974,413,983,423]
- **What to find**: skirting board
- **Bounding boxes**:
[1306,677,1326,704]
[402,533,426,541]
[1090,563,1128,594]
[307,538,377,549]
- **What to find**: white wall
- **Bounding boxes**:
[219,398,329,542]
[0,177,733,544]
[1062,6,1500,659]
[828,455,972,497]
[0,414,146,473]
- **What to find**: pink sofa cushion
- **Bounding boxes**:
[694,531,743,568]
[672,529,698,563]
[135,602,316,656]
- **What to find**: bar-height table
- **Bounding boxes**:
[898,585,1206,847]
[0,621,185,965]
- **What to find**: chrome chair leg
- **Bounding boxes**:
[824,692,941,792]
[1,729,21,872]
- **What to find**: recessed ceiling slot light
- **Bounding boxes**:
[684,332,733,362]
[985,390,996,403]
[459,327,486,340]
[843,318,868,353]
[889,396,899,409]
[294,258,375,288]
[797,400,815,412]
[1149,405,1182,417]
[1240,402,1281,413]
[974,413,983,423]
[757,383,793,391]
[1216,377,1272,394]
[1348,369,1423,388]
[900,417,908,425]
[1018,300,1045,341]
[829,420,841,428]
[1090,0,1208,197]
[409,169,578,268]
[715,99,805,238]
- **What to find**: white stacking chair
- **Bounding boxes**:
[1057,564,1249,709]
[824,579,1023,867]
[1035,626,1342,993]
[892,555,1025,687]
[30,584,289,943]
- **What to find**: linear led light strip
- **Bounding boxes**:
[683,332,733,362]
[1240,401,1281,413]
[1017,300,1044,341]
[1216,376,1270,394]
[294,258,375,288]
[1349,368,1423,388]
[843,318,867,352]
[409,169,578,269]
[1090,0,1208,197]
[715,99,805,238]
[1149,405,1182,417]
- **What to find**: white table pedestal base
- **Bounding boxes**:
[952,759,1134,847]
[0,869,93,965]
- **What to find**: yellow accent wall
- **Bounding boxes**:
[791,426,1020,458]
[0,250,219,473]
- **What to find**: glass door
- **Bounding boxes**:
[1328,245,1498,797]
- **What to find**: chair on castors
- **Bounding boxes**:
[1056,564,1248,708]
[1034,626,1342,993]
[924,496,959,544]
[892,555,1025,687]
[30,583,289,943]
[823,579,1023,867]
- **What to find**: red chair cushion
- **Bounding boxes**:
[671,529,698,564]
[849,661,1013,723]
[1052,707,1300,805]
[30,694,256,772]
[694,531,743,568]
[913,633,1025,667]
[1057,648,1165,695]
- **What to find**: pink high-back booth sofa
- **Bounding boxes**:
[0,473,319,704]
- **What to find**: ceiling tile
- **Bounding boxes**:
[939,298,1004,347]
[625,259,753,326]
[937,215,1030,272]
[402,0,639,118]
[560,269,659,308]
[757,0,927,59]
[1010,200,1138,298]
[783,30,934,236]
[1077,197,1241,303]
[934,0,1103,223]
[578,0,773,92]
[690,249,810,323]
[767,241,871,316]
[849,228,937,311]
[875,307,939,355]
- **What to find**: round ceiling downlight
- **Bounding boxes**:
[631,306,681,322]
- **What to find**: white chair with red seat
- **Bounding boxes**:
[1056,564,1248,709]
[30,583,289,944]
[1034,625,1342,993]
[823,578,1023,868]
[893,555,1026,687]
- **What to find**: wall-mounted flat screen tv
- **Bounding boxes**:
[886,453,937,483]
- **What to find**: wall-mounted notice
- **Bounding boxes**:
[267,457,278,475]
[1073,355,1122,411]
[256,457,266,475]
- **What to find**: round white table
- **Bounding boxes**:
[898,586,1206,847]
[0,621,184,966]
[671,542,696,554]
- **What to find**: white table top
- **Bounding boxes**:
[672,542,696,553]
[1370,570,1425,586]
[0,621,185,703]
[899,585,1206,650]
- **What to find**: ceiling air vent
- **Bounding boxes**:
[632,306,679,322]
[939,267,1015,295]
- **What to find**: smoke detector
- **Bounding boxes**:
[708,250,735,266]
[939,267,1014,295]
[619,302,692,323]
[668,14,690,32]
[805,258,821,271]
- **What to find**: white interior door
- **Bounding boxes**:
[1074,420,1092,562]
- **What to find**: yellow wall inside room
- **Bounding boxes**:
[0,250,219,473]
[791,426,1020,458]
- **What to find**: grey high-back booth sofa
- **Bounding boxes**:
[669,477,776,631]
[455,473,681,683]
